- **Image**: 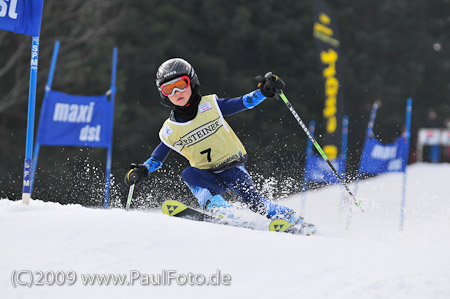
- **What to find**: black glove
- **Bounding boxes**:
[255,72,286,98]
[124,163,148,186]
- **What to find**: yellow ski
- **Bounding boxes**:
[269,219,292,232]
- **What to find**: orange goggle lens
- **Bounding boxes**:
[160,75,191,97]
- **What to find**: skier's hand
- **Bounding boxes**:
[255,72,285,98]
[124,163,148,186]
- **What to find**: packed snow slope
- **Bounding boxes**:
[1,163,450,299]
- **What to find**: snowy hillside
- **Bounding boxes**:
[1,163,450,299]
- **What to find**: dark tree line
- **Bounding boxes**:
[1,0,449,207]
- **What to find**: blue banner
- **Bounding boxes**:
[359,136,408,174]
[36,90,113,148]
[0,0,44,36]
[305,155,345,184]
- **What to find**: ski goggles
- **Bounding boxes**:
[160,75,191,97]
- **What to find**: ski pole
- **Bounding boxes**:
[125,183,135,210]
[276,92,363,212]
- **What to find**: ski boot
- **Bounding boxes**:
[204,195,236,219]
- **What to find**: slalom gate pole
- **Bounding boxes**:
[21,37,40,204]
[354,101,380,196]
[126,184,135,211]
[399,98,412,231]
[277,92,363,212]
[103,47,118,209]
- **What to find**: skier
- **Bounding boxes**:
[124,58,308,228]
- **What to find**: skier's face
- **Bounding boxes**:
[168,84,192,106]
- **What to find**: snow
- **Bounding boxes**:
[1,163,450,299]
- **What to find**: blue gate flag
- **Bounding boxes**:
[359,135,408,174]
[0,0,44,36]
[36,90,113,148]
[305,155,345,184]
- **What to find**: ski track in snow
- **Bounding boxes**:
[1,163,449,299]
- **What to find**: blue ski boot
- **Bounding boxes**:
[264,200,303,224]
[204,195,236,219]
